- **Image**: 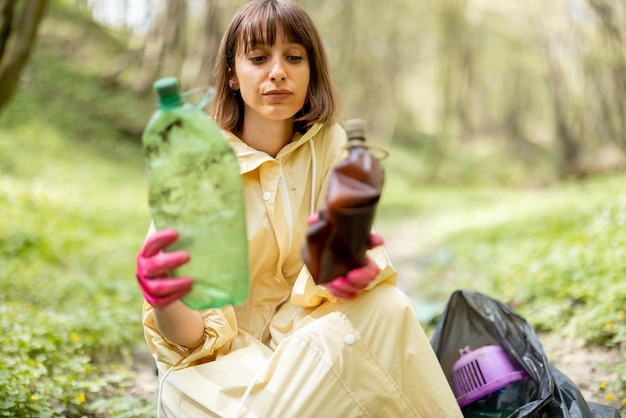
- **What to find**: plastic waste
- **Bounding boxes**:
[141,77,249,309]
[302,119,385,284]
[431,290,620,418]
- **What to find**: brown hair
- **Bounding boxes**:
[210,0,339,134]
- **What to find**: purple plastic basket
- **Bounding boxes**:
[452,345,530,408]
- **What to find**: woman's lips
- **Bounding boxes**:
[264,90,291,100]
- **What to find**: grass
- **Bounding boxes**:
[378,170,626,347]
[0,5,155,417]
[0,3,624,417]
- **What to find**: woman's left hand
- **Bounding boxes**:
[325,229,383,300]
[325,257,380,300]
[306,213,384,299]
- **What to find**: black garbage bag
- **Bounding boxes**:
[430,290,620,418]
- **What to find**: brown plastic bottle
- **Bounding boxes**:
[302,119,385,284]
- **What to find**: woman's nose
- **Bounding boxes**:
[269,58,286,81]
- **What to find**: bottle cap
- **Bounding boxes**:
[344,118,367,142]
[154,77,184,109]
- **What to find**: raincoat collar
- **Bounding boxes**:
[224,123,323,174]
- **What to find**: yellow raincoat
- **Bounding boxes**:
[142,123,462,417]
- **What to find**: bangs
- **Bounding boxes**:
[237,1,311,53]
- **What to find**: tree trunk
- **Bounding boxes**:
[0,0,16,59]
[546,40,584,178]
[0,0,47,113]
[194,1,221,86]
[133,0,187,93]
[437,0,470,143]
[132,9,165,93]
[586,0,626,152]
[160,0,186,80]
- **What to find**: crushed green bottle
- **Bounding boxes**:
[142,77,249,309]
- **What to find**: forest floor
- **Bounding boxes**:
[128,217,623,410]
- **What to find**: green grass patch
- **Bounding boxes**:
[379,173,626,345]
[0,111,154,417]
[0,4,155,416]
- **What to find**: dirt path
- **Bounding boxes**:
[129,348,158,403]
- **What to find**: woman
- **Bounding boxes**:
[136,0,462,416]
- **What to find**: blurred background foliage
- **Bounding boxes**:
[76,0,626,183]
[5,0,625,184]
[1,0,625,416]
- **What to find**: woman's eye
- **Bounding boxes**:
[287,56,303,63]
[249,56,266,64]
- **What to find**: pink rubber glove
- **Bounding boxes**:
[325,257,381,300]
[306,213,383,300]
[136,229,193,309]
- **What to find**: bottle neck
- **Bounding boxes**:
[348,138,366,149]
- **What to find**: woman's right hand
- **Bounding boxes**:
[136,229,193,309]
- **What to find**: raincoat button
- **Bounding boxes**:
[344,334,356,345]
[263,191,271,201]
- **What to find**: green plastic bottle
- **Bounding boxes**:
[142,77,249,309]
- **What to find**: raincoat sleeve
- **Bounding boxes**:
[142,302,239,368]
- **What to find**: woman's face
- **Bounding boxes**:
[231,33,310,125]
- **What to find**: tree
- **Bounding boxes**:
[301,0,419,145]
[183,1,223,86]
[585,0,626,153]
[0,0,48,113]
[133,0,187,93]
